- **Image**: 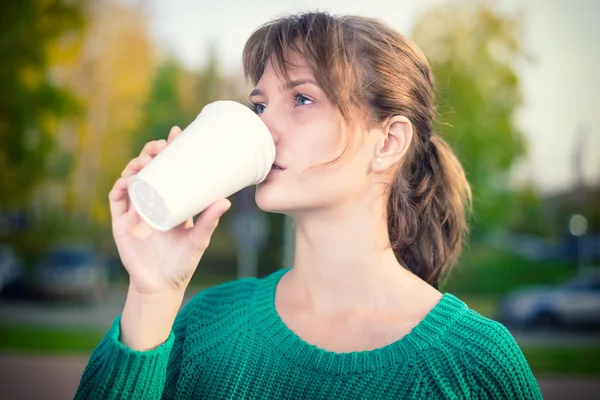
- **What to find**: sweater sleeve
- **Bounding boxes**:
[468,322,543,400]
[74,298,196,400]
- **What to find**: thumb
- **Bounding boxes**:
[186,199,232,251]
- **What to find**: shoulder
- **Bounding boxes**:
[442,294,526,364]
[181,268,285,320]
[442,294,542,399]
[184,276,258,318]
[421,293,526,364]
[445,296,523,360]
[446,296,517,349]
[171,269,285,352]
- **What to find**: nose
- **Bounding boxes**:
[259,109,282,145]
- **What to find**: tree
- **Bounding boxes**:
[412,3,527,234]
[0,0,85,211]
[130,58,192,152]
[45,0,156,228]
[131,47,245,152]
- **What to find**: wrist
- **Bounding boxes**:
[127,282,187,301]
[120,285,186,351]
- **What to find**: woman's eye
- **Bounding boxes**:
[253,103,266,114]
[294,94,313,107]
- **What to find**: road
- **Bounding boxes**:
[0,285,197,331]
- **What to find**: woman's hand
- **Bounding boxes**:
[109,126,231,297]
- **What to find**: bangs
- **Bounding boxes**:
[242,12,358,120]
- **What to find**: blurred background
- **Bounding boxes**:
[0,0,598,398]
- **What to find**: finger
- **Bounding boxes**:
[138,139,167,158]
[121,154,152,178]
[138,140,157,157]
[186,199,232,251]
[167,126,183,144]
[171,215,194,232]
[109,176,132,220]
[114,206,143,238]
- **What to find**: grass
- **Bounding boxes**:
[523,347,600,377]
[0,324,104,355]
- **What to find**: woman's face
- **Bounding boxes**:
[251,52,380,216]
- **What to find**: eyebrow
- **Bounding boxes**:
[249,79,319,98]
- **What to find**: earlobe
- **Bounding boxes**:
[371,137,388,172]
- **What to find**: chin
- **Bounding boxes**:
[256,180,323,215]
[255,183,295,214]
[255,183,343,217]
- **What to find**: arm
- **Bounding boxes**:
[74,290,196,400]
[77,126,231,399]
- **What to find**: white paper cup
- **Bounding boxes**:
[128,100,275,231]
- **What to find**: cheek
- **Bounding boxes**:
[302,123,346,165]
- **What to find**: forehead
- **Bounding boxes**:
[258,50,314,86]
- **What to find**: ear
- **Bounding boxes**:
[371,115,413,173]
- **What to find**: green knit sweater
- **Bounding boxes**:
[75,268,542,399]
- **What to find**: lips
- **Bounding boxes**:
[271,162,285,170]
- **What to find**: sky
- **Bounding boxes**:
[125,0,599,195]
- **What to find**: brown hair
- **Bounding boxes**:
[243,12,471,288]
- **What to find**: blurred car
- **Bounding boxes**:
[0,244,24,294]
[34,245,109,303]
[500,271,600,328]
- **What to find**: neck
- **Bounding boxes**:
[286,189,420,315]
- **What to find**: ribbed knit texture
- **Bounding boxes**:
[75,268,542,399]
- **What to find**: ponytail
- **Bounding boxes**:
[387,133,471,288]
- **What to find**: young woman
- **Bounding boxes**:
[76,12,542,399]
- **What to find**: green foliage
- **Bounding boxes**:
[441,243,576,295]
[506,184,549,236]
[412,3,527,234]
[0,1,85,209]
[132,59,188,149]
[132,49,226,155]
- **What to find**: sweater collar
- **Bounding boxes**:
[250,268,468,375]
